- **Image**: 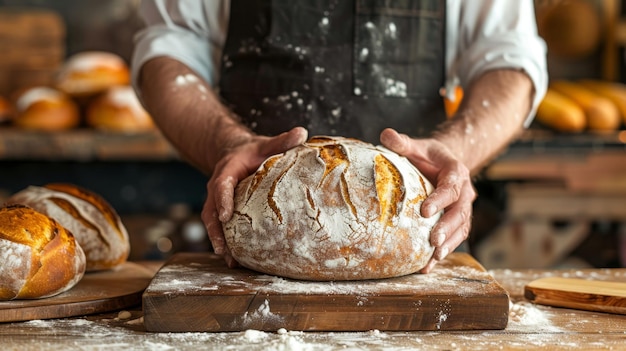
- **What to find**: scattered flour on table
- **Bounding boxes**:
[507,300,561,332]
[22,318,133,338]
[151,262,497,297]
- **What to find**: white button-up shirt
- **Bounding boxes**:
[132,0,548,124]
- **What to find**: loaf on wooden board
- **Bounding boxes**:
[6,183,130,272]
[223,136,441,281]
[0,205,86,300]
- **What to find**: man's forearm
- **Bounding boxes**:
[138,57,253,175]
[434,69,534,173]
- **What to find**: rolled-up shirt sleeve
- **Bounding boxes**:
[447,0,548,126]
[131,0,229,95]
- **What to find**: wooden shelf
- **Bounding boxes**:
[487,129,626,193]
[0,127,179,161]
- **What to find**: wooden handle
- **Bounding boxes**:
[524,277,626,315]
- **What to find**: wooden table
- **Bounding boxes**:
[1,263,625,350]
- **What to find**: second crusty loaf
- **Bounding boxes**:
[223,136,441,281]
[6,183,130,272]
[0,205,86,300]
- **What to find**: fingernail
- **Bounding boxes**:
[434,231,446,246]
[425,204,437,217]
[437,246,449,261]
[213,245,224,255]
[421,259,437,273]
[218,206,227,221]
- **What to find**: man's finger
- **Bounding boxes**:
[213,175,236,222]
[380,128,413,156]
[259,127,308,156]
[203,205,226,255]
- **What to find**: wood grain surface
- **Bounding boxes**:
[3,265,626,349]
[0,262,154,322]
[143,252,510,332]
[525,277,626,314]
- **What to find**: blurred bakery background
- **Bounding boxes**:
[0,0,625,269]
[0,0,211,262]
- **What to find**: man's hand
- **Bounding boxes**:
[201,127,308,267]
[380,128,476,273]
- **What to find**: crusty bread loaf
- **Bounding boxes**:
[12,87,80,131]
[223,136,441,281]
[56,51,130,97]
[0,205,86,300]
[86,85,155,132]
[6,183,130,272]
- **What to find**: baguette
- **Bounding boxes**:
[535,89,586,132]
[579,79,626,125]
[550,80,620,131]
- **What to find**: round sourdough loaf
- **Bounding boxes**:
[223,136,441,281]
[0,205,86,300]
[6,183,130,272]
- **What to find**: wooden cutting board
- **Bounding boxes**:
[143,252,510,332]
[0,262,154,323]
[525,277,626,314]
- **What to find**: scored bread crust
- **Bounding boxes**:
[0,205,86,300]
[6,184,130,272]
[223,136,441,281]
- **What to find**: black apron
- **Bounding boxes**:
[219,0,446,144]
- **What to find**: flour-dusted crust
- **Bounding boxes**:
[0,205,86,300]
[223,136,441,281]
[6,184,130,272]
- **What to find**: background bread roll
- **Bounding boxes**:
[6,183,130,272]
[56,51,130,97]
[0,205,86,300]
[86,85,154,132]
[223,136,441,281]
[12,87,80,131]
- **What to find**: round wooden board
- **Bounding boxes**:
[0,262,154,323]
